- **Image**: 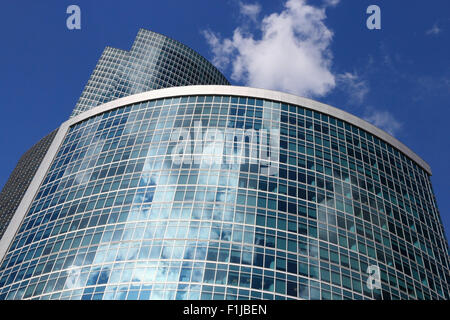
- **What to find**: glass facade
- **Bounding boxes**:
[0,93,448,300]
[72,29,230,118]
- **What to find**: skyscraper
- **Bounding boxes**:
[72,29,230,117]
[0,29,448,300]
[0,29,229,241]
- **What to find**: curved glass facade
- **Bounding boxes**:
[0,91,448,300]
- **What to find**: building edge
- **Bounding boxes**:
[70,85,433,175]
[0,130,58,240]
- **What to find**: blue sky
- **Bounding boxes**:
[0,0,448,241]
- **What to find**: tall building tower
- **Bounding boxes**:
[0,29,448,300]
[0,29,229,241]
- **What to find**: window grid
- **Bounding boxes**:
[0,95,448,300]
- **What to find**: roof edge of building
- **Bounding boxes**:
[68,85,432,175]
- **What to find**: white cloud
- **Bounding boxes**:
[239,2,261,22]
[337,72,369,104]
[323,0,340,7]
[426,23,441,36]
[203,0,336,98]
[202,30,235,70]
[363,109,402,136]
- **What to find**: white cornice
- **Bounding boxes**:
[69,85,432,175]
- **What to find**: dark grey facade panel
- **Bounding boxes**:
[0,129,58,240]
